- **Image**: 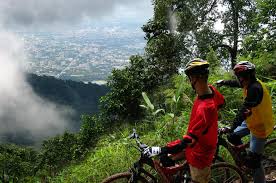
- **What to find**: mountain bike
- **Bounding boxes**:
[215,125,276,182]
[102,129,245,183]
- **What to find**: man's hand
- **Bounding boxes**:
[216,80,224,87]
[243,108,252,118]
[218,127,232,134]
[182,135,195,146]
[143,146,161,158]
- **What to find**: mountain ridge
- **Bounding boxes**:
[1,73,109,145]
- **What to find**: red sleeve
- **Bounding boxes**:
[167,139,182,148]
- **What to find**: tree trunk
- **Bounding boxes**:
[229,0,239,68]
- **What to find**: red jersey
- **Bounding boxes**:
[166,85,224,169]
[185,85,224,168]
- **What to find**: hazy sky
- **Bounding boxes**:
[0,0,153,29]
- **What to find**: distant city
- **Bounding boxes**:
[20,24,146,84]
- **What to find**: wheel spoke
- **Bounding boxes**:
[210,163,244,183]
[263,138,276,182]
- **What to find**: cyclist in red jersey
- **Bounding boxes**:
[144,59,225,183]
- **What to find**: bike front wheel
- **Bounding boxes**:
[101,172,149,183]
[210,162,246,183]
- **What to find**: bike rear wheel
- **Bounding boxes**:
[210,162,245,183]
[263,138,276,182]
[101,172,149,183]
[264,138,276,161]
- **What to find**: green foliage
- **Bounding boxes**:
[3,0,276,181]
[144,33,182,78]
[36,115,105,181]
[99,49,181,121]
[163,75,193,117]
[239,0,276,77]
[76,115,104,157]
[54,119,189,183]
[140,92,165,118]
[39,132,78,176]
[0,144,38,182]
[47,70,276,183]
[27,74,108,120]
[239,51,276,79]
[54,133,138,182]
[207,46,220,70]
[140,92,155,111]
[0,114,106,182]
[99,55,147,121]
[256,0,276,31]
[265,80,276,115]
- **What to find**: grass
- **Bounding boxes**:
[52,114,190,183]
[52,74,276,183]
[52,135,137,182]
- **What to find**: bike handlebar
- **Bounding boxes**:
[218,127,232,135]
[129,129,148,152]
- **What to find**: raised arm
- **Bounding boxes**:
[217,79,241,88]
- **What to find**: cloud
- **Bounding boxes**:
[0,0,153,145]
[0,0,152,26]
[0,30,75,144]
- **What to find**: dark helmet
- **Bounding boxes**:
[233,61,255,77]
[184,58,209,76]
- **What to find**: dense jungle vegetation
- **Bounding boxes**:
[0,0,276,182]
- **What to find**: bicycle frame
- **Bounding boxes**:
[127,129,190,183]
[102,129,246,183]
[215,134,249,168]
[129,156,155,181]
[216,125,276,167]
[214,126,276,183]
[128,150,190,183]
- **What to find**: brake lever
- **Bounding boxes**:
[140,143,148,150]
[128,129,139,139]
[218,127,231,135]
[128,129,148,152]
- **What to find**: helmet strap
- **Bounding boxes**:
[237,76,249,88]
[188,75,197,91]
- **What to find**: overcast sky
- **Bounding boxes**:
[0,0,153,29]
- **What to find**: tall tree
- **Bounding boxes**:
[142,0,183,82]
[147,0,259,68]
[218,0,258,68]
[242,0,276,54]
[240,0,276,78]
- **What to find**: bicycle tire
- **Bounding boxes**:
[216,137,236,164]
[101,172,149,183]
[140,164,159,183]
[210,162,246,183]
[263,138,276,182]
[264,138,276,160]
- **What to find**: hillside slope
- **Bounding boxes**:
[27,74,109,126]
[2,74,109,145]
